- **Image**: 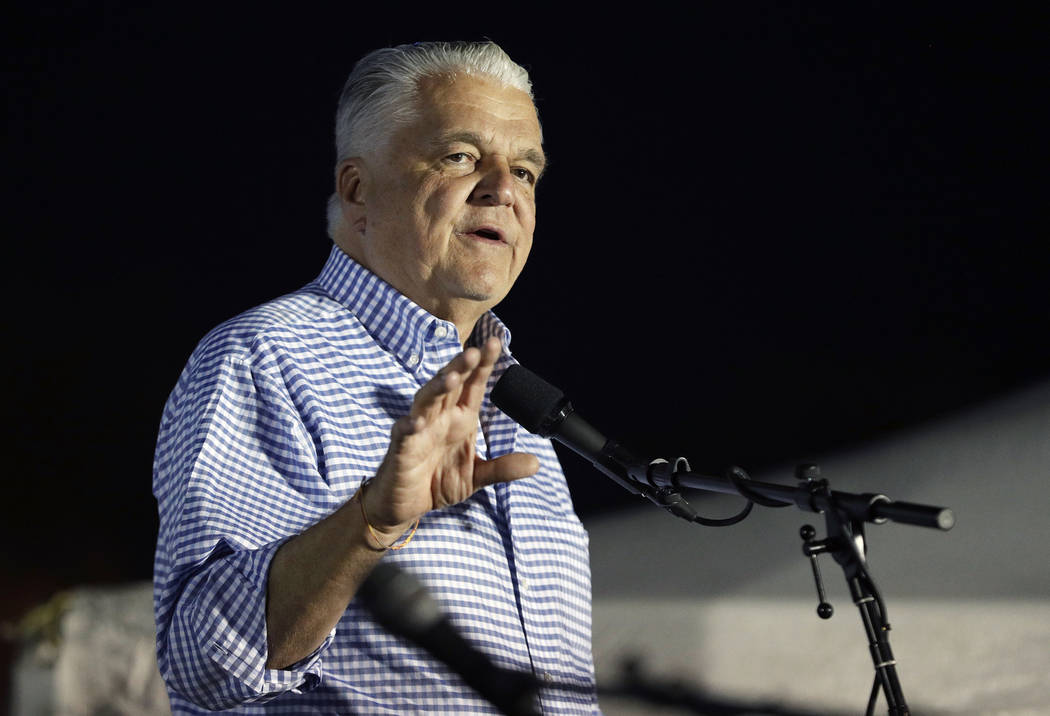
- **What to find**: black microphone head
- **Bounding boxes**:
[492,364,567,436]
[359,561,443,638]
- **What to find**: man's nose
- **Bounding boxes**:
[471,159,515,206]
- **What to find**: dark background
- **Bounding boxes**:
[2,2,1044,702]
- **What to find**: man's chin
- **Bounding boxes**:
[447,276,514,306]
[455,288,505,307]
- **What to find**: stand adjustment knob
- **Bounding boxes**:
[800,523,835,620]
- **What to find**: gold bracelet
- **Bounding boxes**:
[357,480,419,551]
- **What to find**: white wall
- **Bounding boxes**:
[585,380,1050,714]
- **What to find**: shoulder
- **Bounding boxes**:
[188,283,358,372]
[159,283,373,420]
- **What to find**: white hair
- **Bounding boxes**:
[326,41,536,238]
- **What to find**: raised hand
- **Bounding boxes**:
[362,336,539,541]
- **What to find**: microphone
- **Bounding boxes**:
[492,365,955,531]
[491,364,654,498]
[359,561,540,716]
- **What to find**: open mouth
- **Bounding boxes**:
[463,227,504,243]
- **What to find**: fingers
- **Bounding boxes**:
[459,337,501,410]
[472,452,540,489]
[376,340,528,523]
[409,337,502,424]
[409,348,477,423]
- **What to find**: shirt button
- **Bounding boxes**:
[542,671,553,683]
[434,325,448,338]
[407,353,420,366]
[520,578,530,592]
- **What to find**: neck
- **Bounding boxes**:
[332,238,487,349]
[427,299,484,350]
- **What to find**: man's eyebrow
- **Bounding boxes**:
[434,130,485,150]
[521,147,548,176]
[435,131,547,173]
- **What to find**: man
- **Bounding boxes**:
[153,41,599,714]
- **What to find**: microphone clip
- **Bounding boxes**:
[644,458,699,521]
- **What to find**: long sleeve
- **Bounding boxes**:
[153,349,335,709]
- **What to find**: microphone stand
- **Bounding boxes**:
[616,458,952,715]
[796,467,908,714]
[489,366,953,713]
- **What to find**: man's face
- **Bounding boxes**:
[344,74,545,324]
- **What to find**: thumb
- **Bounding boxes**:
[473,452,540,489]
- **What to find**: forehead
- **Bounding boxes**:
[403,75,543,156]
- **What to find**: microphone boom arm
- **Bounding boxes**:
[644,461,954,531]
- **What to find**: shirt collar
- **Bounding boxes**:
[315,244,514,376]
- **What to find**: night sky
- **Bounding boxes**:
[3,4,1045,609]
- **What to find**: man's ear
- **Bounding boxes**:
[336,158,367,235]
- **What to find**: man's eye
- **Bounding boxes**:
[446,153,473,163]
[513,167,536,184]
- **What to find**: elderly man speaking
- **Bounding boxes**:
[152,41,598,714]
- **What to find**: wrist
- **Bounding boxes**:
[356,480,419,551]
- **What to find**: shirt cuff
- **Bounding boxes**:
[185,538,335,703]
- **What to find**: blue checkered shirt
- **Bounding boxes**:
[153,245,599,714]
